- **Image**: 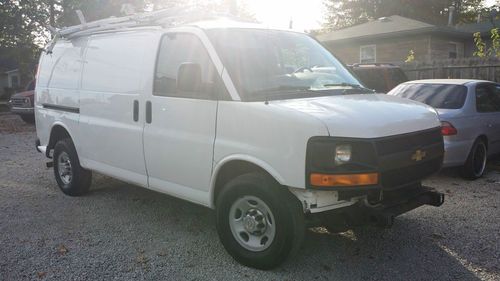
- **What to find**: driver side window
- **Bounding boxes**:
[154,33,225,100]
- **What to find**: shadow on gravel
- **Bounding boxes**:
[81,176,490,280]
[279,221,485,280]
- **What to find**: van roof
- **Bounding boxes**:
[187,18,300,33]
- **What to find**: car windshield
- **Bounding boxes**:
[206,28,365,101]
[389,83,468,109]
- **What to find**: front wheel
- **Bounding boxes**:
[20,114,35,124]
[53,138,92,196]
[461,139,488,180]
[215,173,305,270]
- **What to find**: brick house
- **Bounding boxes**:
[316,15,475,64]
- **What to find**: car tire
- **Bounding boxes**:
[461,138,488,180]
[53,138,92,196]
[215,173,305,270]
[20,115,35,124]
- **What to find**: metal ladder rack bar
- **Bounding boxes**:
[45,6,235,53]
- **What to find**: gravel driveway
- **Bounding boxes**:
[0,113,499,281]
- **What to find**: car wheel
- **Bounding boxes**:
[215,173,305,270]
[20,115,35,124]
[53,138,92,196]
[461,139,488,180]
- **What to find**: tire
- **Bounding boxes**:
[461,139,488,180]
[20,115,35,124]
[53,138,92,196]
[215,173,305,270]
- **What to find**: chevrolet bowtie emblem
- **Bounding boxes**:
[411,150,427,161]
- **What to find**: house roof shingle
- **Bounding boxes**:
[317,15,471,42]
[456,20,500,34]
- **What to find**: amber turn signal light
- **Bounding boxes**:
[310,173,379,187]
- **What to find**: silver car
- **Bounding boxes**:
[388,79,500,179]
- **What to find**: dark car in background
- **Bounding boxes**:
[350,63,408,93]
[8,80,35,123]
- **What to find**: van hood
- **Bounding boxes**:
[272,94,440,138]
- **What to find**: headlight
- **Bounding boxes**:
[306,137,378,188]
[334,144,352,165]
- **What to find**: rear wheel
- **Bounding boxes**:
[215,173,305,270]
[53,138,92,196]
[20,115,35,124]
[461,139,487,180]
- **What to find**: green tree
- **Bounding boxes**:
[323,0,488,30]
[473,28,500,58]
[0,0,51,85]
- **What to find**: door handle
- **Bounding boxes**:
[133,100,139,122]
[146,101,152,124]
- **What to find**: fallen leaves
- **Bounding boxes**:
[57,244,68,255]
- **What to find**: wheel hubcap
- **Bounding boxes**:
[57,152,73,185]
[229,196,276,252]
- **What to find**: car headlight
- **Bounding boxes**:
[306,137,378,188]
[334,144,352,165]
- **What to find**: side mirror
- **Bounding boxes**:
[177,62,202,93]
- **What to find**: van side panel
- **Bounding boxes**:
[35,38,87,151]
[78,32,154,187]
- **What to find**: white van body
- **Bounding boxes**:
[35,19,444,269]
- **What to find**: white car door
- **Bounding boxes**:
[143,32,228,205]
[79,33,151,186]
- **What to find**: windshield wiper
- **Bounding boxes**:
[255,85,314,93]
[322,83,375,94]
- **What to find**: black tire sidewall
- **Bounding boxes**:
[20,115,35,124]
[462,139,487,180]
[216,173,303,270]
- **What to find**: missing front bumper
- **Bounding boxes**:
[365,186,444,227]
[307,186,445,229]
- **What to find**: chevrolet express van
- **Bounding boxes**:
[35,16,444,269]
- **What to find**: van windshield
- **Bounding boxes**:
[206,28,365,101]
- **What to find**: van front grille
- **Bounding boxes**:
[374,128,444,189]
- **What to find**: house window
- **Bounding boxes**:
[448,42,458,59]
[360,45,376,63]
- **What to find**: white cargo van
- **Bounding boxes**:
[35,14,445,269]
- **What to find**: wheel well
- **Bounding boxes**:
[47,125,71,157]
[212,160,275,205]
[477,135,488,149]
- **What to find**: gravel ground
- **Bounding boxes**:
[0,113,499,281]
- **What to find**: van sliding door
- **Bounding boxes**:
[78,33,150,186]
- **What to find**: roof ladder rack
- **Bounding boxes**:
[45,6,230,53]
